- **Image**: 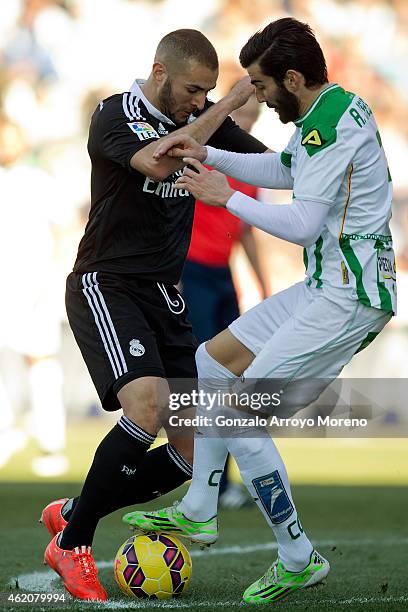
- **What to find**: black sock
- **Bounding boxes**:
[59,416,155,549]
[62,443,192,522]
[117,443,192,508]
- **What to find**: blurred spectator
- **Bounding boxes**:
[0,115,67,476]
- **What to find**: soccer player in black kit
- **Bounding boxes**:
[41,29,269,600]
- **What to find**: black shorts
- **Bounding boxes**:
[66,271,198,411]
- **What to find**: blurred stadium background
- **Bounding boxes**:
[0,0,407,485]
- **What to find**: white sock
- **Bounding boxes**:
[177,344,234,521]
[226,431,313,571]
[178,433,228,521]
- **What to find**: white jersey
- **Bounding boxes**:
[281,83,396,314]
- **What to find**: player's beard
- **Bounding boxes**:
[268,85,301,124]
[158,79,185,125]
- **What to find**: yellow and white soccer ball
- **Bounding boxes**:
[114,533,192,599]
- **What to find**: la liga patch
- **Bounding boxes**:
[127,121,159,141]
[252,470,294,524]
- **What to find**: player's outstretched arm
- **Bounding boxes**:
[153,133,273,162]
[130,78,256,181]
[154,138,290,189]
[205,146,293,189]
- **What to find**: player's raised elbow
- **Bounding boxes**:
[297,227,322,248]
[130,153,171,182]
[293,204,326,247]
[147,159,178,182]
[299,231,320,249]
[146,165,169,182]
[138,163,168,182]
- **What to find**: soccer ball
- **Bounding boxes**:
[114,533,192,599]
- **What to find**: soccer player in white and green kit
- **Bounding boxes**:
[123,18,396,604]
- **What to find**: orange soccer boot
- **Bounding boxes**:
[40,498,69,537]
[44,533,107,601]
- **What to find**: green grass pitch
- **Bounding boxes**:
[0,482,407,612]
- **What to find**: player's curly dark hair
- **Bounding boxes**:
[240,18,328,87]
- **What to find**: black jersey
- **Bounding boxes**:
[73,80,267,283]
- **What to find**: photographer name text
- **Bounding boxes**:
[168,415,368,428]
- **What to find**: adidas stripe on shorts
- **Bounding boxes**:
[65,271,197,411]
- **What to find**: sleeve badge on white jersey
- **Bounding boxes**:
[127,121,159,141]
[301,129,322,146]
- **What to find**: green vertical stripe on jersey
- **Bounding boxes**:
[374,238,394,312]
[339,237,371,306]
[377,279,393,312]
[312,237,323,288]
[303,247,308,271]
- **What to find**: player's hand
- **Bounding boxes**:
[223,76,255,111]
[153,134,207,161]
[175,157,235,207]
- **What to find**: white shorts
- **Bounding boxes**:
[229,281,390,411]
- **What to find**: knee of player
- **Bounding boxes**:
[119,377,170,431]
[195,342,231,380]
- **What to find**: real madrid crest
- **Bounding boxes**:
[129,339,145,357]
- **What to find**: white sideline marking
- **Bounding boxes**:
[18,595,408,609]
[12,537,408,605]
